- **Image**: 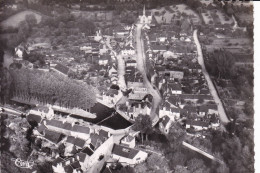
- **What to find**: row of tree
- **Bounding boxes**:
[10,69,96,109]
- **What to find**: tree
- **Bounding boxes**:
[187,158,210,173]
[166,122,186,149]
[25,14,37,27]
[132,114,153,143]
[174,165,190,173]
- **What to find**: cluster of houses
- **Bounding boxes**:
[141,20,220,135]
[26,105,148,173]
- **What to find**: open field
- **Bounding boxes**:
[0,10,42,29]
[150,4,200,24]
[205,37,252,54]
[201,11,213,25]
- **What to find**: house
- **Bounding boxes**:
[130,101,151,118]
[159,102,181,120]
[151,45,167,53]
[159,115,172,134]
[29,106,54,119]
[181,105,197,117]
[65,136,86,149]
[122,45,135,56]
[167,96,181,107]
[199,88,210,95]
[99,54,110,66]
[186,120,209,131]
[198,104,218,116]
[167,83,182,95]
[102,88,121,105]
[43,129,65,145]
[108,65,117,77]
[44,119,92,139]
[52,153,86,173]
[126,72,144,88]
[125,60,137,68]
[209,114,220,129]
[53,63,70,76]
[112,144,148,165]
[120,135,136,148]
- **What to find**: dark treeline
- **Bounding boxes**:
[10,69,97,109]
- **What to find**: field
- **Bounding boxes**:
[205,38,253,54]
[201,11,213,25]
[150,4,200,24]
[0,10,42,29]
[201,9,233,25]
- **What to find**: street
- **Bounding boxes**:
[193,29,230,124]
[135,24,162,123]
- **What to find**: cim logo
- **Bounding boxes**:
[11,158,34,169]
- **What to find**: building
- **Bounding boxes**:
[139,5,152,24]
[159,102,181,121]
[53,63,71,76]
[29,106,54,120]
[120,135,136,148]
[186,120,209,131]
[112,144,148,165]
[125,60,137,68]
[122,45,135,56]
[159,115,172,134]
[167,83,182,95]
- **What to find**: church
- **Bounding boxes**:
[138,5,153,24]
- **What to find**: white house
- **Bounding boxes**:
[159,102,181,121]
[29,106,54,120]
[125,60,137,68]
[122,45,135,56]
[112,144,148,165]
[186,120,209,131]
[120,135,136,148]
[159,116,172,134]
[108,65,117,77]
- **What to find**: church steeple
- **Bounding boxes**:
[143,5,146,16]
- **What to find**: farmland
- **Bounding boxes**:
[0,10,42,29]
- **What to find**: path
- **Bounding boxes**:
[193,29,230,124]
[182,141,224,164]
[135,24,161,124]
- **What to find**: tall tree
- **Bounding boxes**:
[132,114,153,143]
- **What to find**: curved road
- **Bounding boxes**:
[193,30,230,124]
[135,24,162,124]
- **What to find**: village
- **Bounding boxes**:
[0,0,254,173]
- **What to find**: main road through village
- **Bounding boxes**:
[193,29,230,124]
[135,24,162,124]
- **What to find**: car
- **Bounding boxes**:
[98,155,104,161]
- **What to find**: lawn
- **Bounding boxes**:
[0,10,42,29]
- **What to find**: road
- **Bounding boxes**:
[182,141,224,164]
[135,24,161,124]
[193,30,230,124]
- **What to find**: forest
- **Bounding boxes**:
[9,69,97,109]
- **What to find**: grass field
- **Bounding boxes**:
[0,10,42,29]
[205,38,253,54]
[150,4,200,24]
